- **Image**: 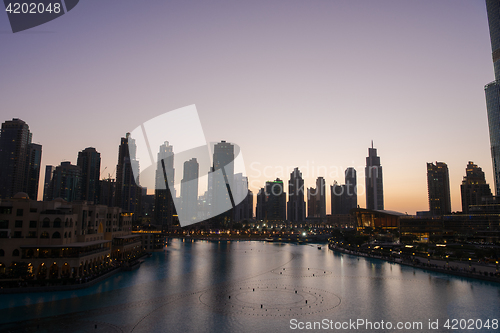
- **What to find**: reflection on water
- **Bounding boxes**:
[1,239,499,332]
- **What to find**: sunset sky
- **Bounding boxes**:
[0,0,494,214]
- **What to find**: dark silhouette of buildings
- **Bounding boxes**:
[47,162,82,202]
[154,141,176,231]
[181,158,199,222]
[115,133,141,214]
[43,165,54,201]
[0,118,42,200]
[99,177,115,207]
[461,161,492,214]
[77,147,101,204]
[331,167,357,215]
[264,178,286,222]
[233,173,252,222]
[485,0,500,195]
[234,189,253,222]
[365,142,384,210]
[256,187,266,221]
[427,161,451,215]
[308,177,326,219]
[211,141,235,218]
[287,167,306,222]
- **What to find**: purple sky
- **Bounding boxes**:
[0,0,493,214]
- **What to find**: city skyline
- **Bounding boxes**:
[0,0,494,214]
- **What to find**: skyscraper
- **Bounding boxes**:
[181,158,199,222]
[77,147,101,204]
[43,165,54,201]
[264,178,286,222]
[211,141,234,219]
[308,177,326,219]
[115,133,141,214]
[460,161,492,214]
[485,0,500,195]
[365,142,384,210]
[287,167,306,222]
[154,141,176,230]
[47,162,82,202]
[233,173,252,222]
[25,143,41,200]
[0,118,42,200]
[256,187,266,221]
[427,162,451,215]
[331,168,358,215]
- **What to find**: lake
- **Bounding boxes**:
[1,238,499,332]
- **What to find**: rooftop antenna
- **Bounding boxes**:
[371,140,373,149]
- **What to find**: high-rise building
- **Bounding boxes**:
[0,118,42,200]
[308,177,326,219]
[427,162,451,215]
[485,0,500,195]
[115,133,141,214]
[233,173,252,222]
[154,141,176,230]
[264,178,286,222]
[43,165,54,201]
[256,187,266,221]
[47,162,82,202]
[77,147,101,204]
[181,158,199,222]
[99,177,115,207]
[365,142,384,210]
[155,141,175,192]
[331,168,358,215]
[211,141,234,219]
[234,189,253,222]
[287,167,306,222]
[460,161,492,214]
[25,143,41,200]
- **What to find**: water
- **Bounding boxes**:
[1,239,499,332]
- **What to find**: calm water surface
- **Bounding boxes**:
[1,239,499,333]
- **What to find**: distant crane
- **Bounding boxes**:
[99,166,107,179]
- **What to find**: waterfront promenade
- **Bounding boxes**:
[328,243,500,283]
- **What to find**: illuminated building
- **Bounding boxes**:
[460,161,492,214]
[427,162,451,215]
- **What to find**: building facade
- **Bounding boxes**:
[0,119,42,200]
[287,167,306,222]
[264,179,287,222]
[77,147,101,204]
[180,158,199,223]
[460,161,492,214]
[365,142,384,210]
[47,162,82,202]
[0,194,140,280]
[427,162,451,215]
[115,133,141,215]
[308,177,326,219]
[331,168,357,215]
[485,0,500,195]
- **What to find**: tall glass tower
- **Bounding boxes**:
[485,0,500,195]
[0,118,41,200]
[365,142,384,210]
